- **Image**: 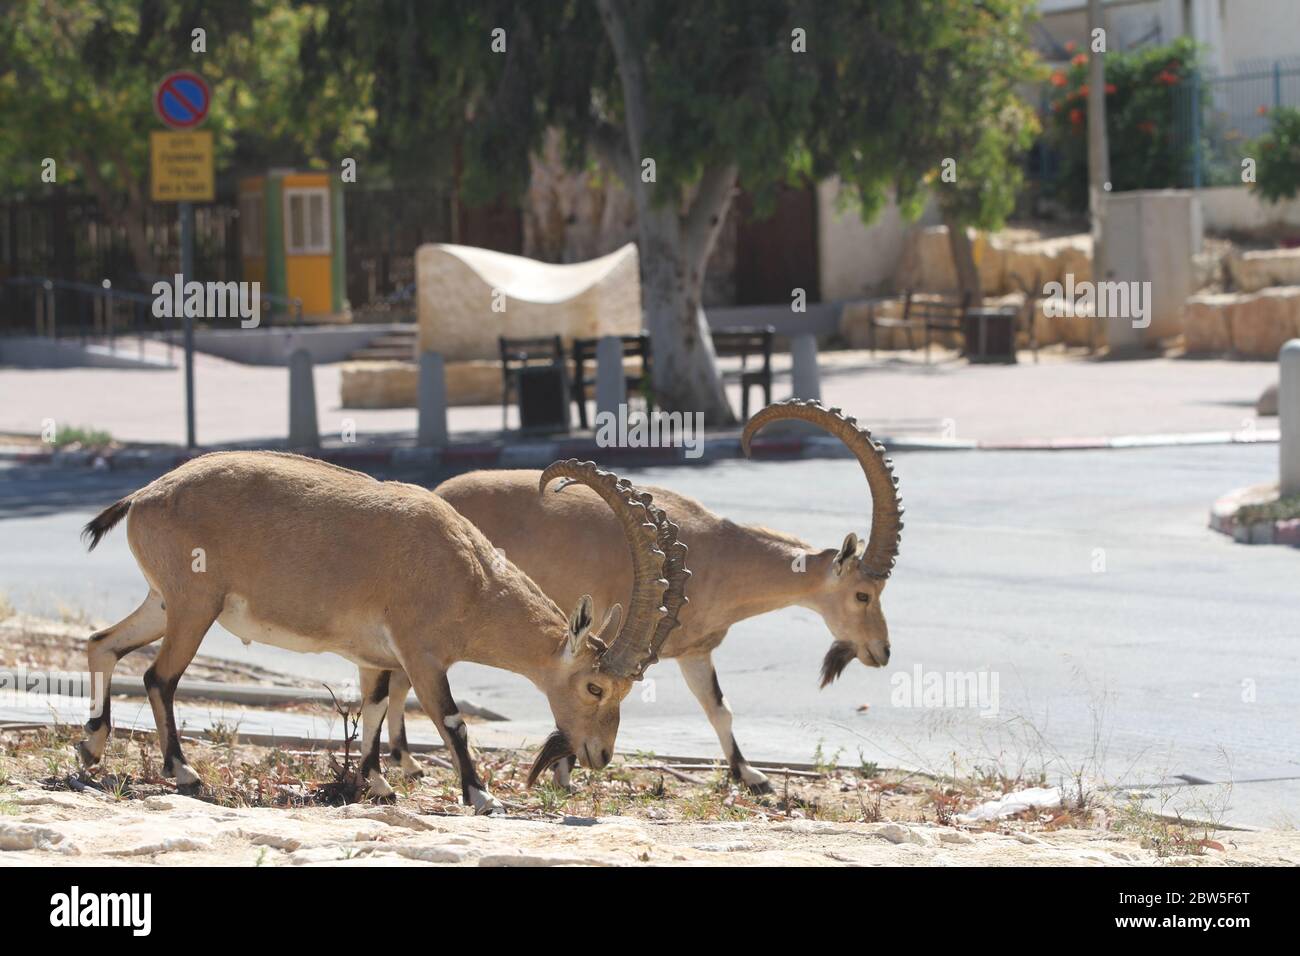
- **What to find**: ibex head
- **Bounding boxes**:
[528,461,689,786]
[743,400,903,688]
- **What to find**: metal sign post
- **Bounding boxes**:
[180,201,197,449]
[152,71,212,450]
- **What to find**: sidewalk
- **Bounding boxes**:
[1,345,1279,466]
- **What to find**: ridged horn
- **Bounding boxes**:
[741,399,903,578]
[539,460,690,678]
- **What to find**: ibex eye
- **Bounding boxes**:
[856,592,872,604]
[587,683,604,698]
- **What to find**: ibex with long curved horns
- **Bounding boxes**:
[380,400,903,793]
[77,452,687,813]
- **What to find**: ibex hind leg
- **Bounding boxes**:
[78,591,166,767]
[383,668,424,778]
[143,601,217,791]
[357,668,395,801]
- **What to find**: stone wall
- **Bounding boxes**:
[1184,287,1300,358]
[1227,248,1300,293]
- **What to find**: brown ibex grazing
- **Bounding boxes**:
[77,452,687,813]
[380,400,903,794]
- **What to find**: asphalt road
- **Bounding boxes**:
[2,445,1296,824]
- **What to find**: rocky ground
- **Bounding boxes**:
[3,725,1297,867]
[3,615,1297,867]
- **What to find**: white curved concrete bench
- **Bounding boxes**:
[416,242,642,361]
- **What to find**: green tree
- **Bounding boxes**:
[326,0,1041,421]
[1249,107,1300,204]
[0,0,371,274]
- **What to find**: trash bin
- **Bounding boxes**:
[963,308,1018,364]
[516,366,571,432]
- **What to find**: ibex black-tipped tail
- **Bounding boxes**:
[82,497,132,551]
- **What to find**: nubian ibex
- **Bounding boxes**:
[77,452,687,813]
[378,400,903,794]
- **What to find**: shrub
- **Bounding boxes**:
[1044,37,1202,211]
[1248,106,1300,204]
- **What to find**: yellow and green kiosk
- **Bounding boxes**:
[238,169,347,322]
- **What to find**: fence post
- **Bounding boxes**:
[1191,69,1203,190]
[790,334,822,401]
[417,351,449,447]
[1281,340,1300,497]
[1274,61,1283,111]
[595,335,626,423]
[288,348,320,448]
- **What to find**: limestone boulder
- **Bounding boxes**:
[1183,294,1237,353]
[1182,287,1300,358]
[1226,248,1300,293]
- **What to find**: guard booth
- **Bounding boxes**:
[238,170,348,322]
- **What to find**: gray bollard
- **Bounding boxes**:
[288,348,320,448]
[790,334,822,401]
[595,335,626,422]
[417,351,449,447]
[1281,339,1300,496]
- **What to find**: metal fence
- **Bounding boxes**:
[1172,62,1300,188]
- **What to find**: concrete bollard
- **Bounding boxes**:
[595,335,626,422]
[1281,339,1300,496]
[417,351,449,447]
[790,334,821,401]
[288,348,320,448]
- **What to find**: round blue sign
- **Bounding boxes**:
[154,71,210,129]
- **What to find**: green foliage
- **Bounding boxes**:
[327,0,1041,228]
[1248,107,1300,204]
[0,1,372,269]
[1045,37,1201,211]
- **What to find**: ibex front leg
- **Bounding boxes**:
[679,651,774,795]
[402,658,503,815]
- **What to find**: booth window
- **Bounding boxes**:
[239,193,264,258]
[284,187,331,255]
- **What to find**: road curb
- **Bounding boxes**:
[1208,483,1300,546]
[0,428,1280,473]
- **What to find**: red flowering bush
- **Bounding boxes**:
[1045,37,1202,210]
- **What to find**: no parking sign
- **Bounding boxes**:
[150,71,214,202]
[154,71,210,129]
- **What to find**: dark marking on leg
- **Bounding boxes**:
[390,726,408,763]
[729,738,748,780]
[369,670,391,705]
[446,718,484,803]
[710,669,725,708]
[145,665,186,778]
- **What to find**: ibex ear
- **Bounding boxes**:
[566,594,595,655]
[595,603,622,648]
[833,532,860,577]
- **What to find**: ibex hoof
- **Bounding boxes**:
[75,740,100,769]
[747,779,775,796]
[472,793,505,816]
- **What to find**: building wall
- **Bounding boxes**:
[816,179,941,301]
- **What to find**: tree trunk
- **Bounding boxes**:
[637,206,735,423]
[597,0,736,425]
[942,208,981,304]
